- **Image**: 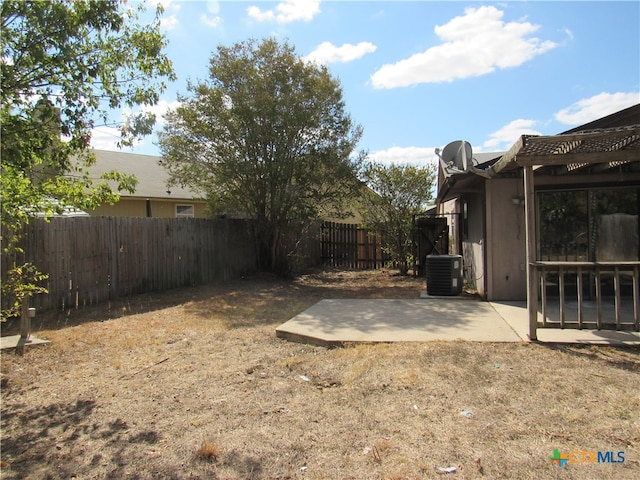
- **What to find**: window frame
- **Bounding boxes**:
[175,204,195,218]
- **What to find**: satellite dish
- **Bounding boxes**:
[441,140,473,172]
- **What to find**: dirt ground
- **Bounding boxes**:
[1,269,639,480]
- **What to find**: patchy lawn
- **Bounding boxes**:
[1,269,638,480]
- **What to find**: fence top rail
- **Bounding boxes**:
[532,261,640,269]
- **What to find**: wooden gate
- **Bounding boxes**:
[414,216,449,275]
[320,222,390,269]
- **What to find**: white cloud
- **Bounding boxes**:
[369,146,439,167]
[90,126,128,151]
[160,14,179,30]
[202,0,221,25]
[247,0,320,24]
[140,99,181,126]
[564,28,574,41]
[371,6,557,89]
[305,41,377,65]
[483,119,542,151]
[90,100,181,152]
[148,0,176,10]
[201,13,222,28]
[154,0,181,30]
[554,92,640,125]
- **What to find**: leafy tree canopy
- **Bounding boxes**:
[360,162,436,274]
[1,0,176,317]
[159,38,364,273]
[1,0,175,227]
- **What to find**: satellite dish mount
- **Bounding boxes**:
[439,140,473,173]
[435,140,493,179]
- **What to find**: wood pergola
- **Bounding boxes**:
[491,124,640,340]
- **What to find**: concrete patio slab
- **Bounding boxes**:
[491,301,640,346]
[0,334,50,351]
[276,298,640,347]
[276,298,522,346]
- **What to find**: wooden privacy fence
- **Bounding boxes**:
[320,221,390,269]
[2,217,257,312]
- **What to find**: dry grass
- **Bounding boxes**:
[195,440,222,463]
[1,269,639,480]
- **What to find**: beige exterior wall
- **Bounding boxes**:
[485,178,527,300]
[441,199,460,255]
[440,180,528,300]
[90,198,208,218]
[463,193,486,298]
[440,196,486,298]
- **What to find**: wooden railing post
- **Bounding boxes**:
[577,267,583,329]
[596,267,602,329]
[524,165,538,340]
[541,269,547,327]
[559,267,565,328]
[19,299,31,341]
[614,267,621,330]
[634,266,639,331]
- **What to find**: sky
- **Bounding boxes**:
[91,0,640,167]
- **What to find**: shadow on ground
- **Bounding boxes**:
[1,270,427,335]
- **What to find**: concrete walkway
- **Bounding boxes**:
[276,297,640,347]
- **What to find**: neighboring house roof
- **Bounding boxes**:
[88,149,204,200]
[31,199,89,218]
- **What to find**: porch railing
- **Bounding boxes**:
[532,261,640,331]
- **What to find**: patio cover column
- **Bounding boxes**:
[524,165,538,340]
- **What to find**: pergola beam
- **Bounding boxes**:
[492,126,640,173]
[523,165,538,341]
[515,149,639,167]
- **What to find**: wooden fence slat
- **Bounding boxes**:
[1,217,258,313]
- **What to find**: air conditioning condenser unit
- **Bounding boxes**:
[425,254,463,296]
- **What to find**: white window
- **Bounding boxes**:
[176,204,194,218]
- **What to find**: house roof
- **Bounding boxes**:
[493,103,640,175]
[491,123,640,175]
[437,104,640,203]
[88,149,204,201]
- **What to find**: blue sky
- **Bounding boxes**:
[92,0,640,166]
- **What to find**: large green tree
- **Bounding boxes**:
[360,162,436,274]
[159,38,364,273]
[1,0,175,317]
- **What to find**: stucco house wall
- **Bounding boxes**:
[90,198,208,218]
[462,192,486,298]
[485,177,527,300]
[441,194,487,298]
[441,198,460,255]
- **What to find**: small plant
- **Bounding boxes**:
[196,440,222,463]
[1,261,48,320]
